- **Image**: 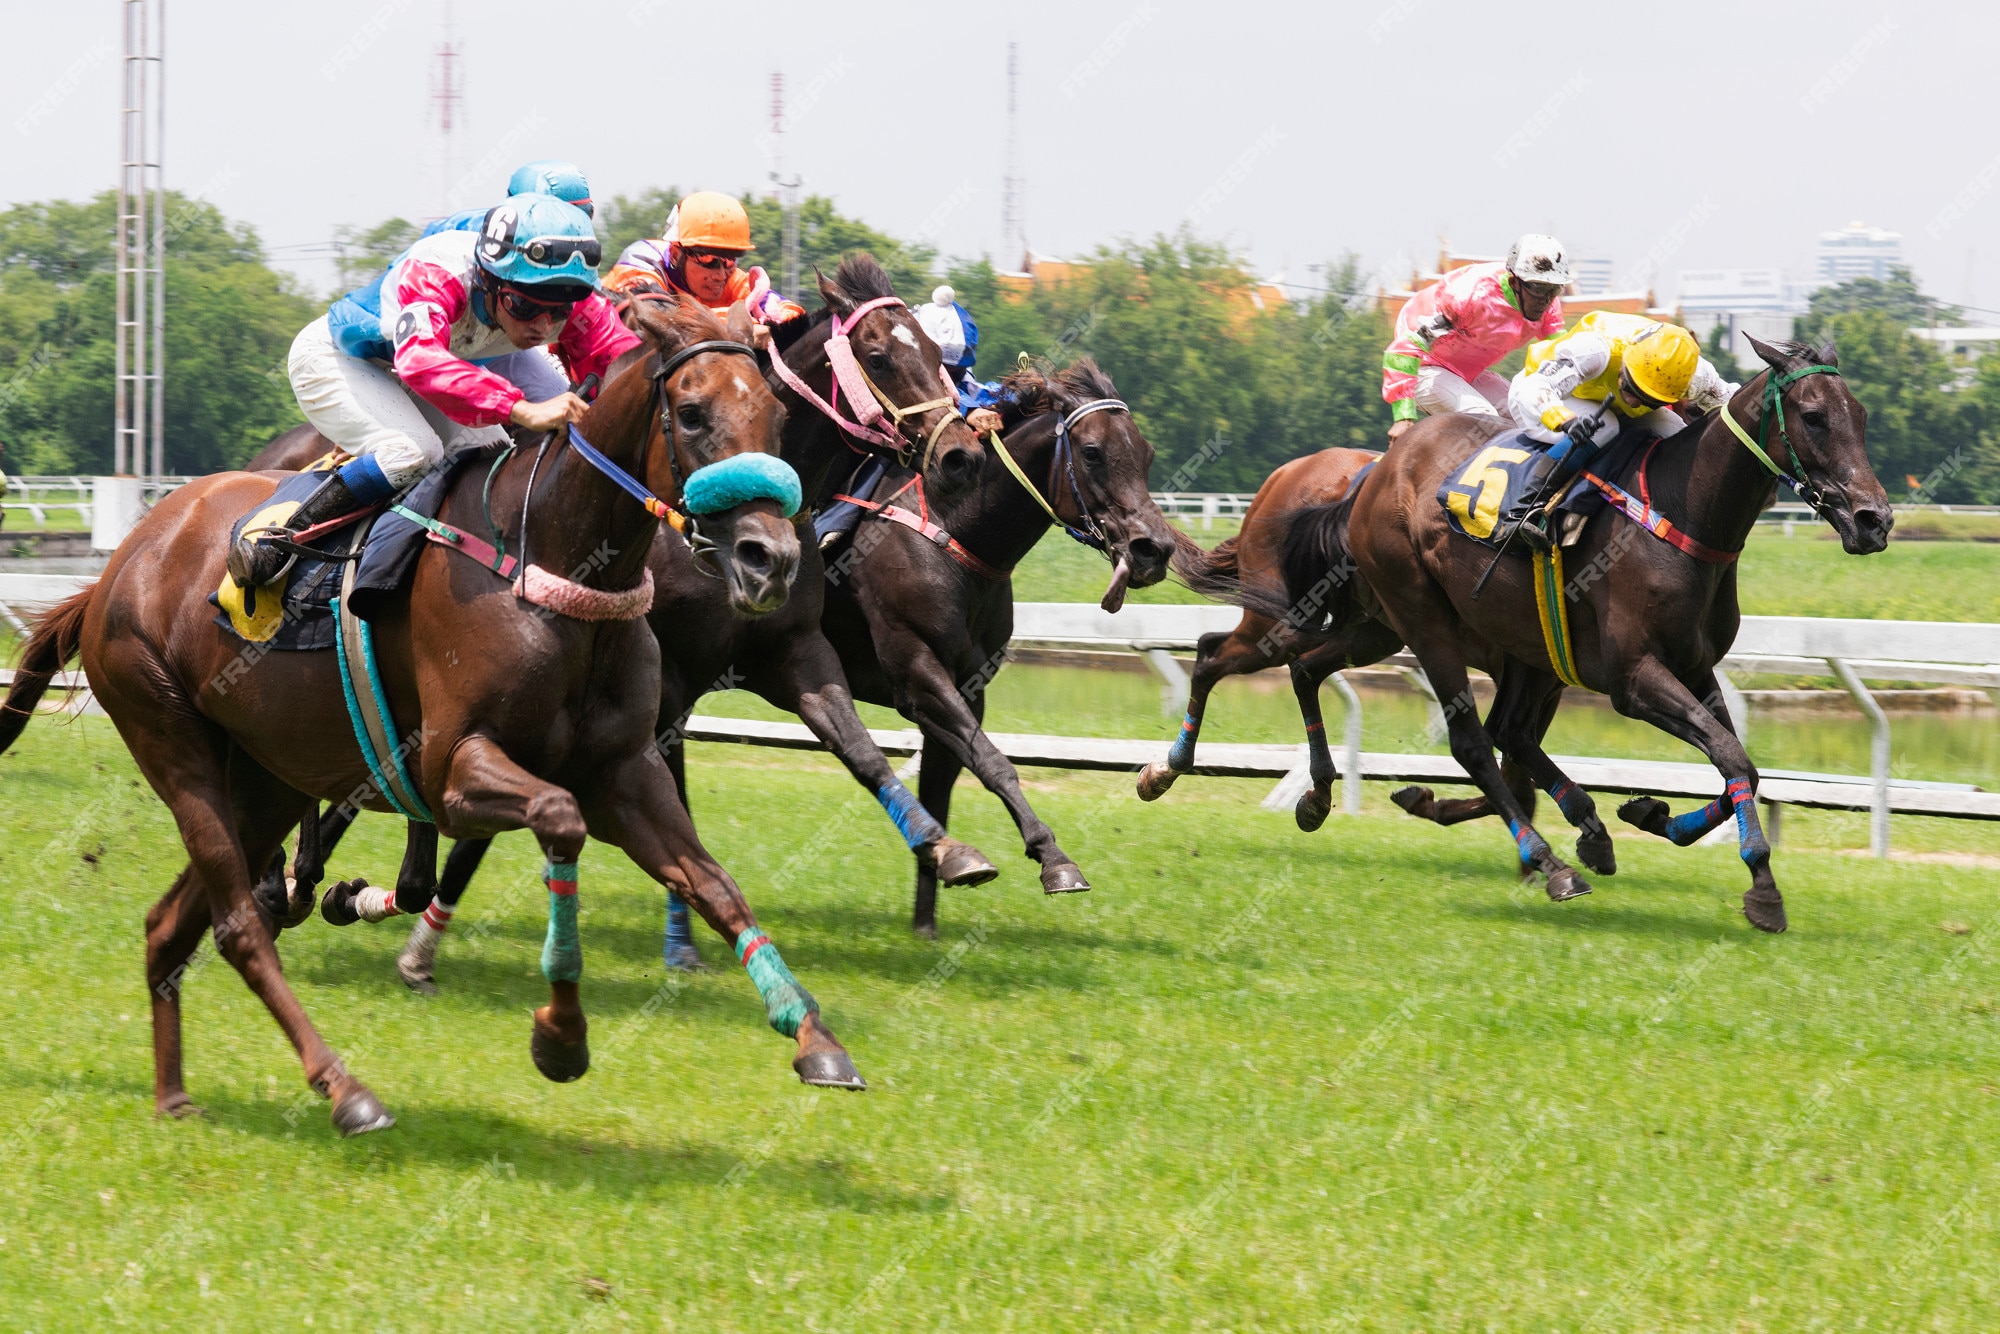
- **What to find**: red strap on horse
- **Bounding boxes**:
[1579,443,1740,565]
[832,477,1005,582]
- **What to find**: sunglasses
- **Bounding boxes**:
[518,234,602,267]
[1519,280,1563,302]
[497,284,582,322]
[684,249,740,271]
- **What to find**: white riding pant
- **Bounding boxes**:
[1410,366,1511,418]
[287,317,566,487]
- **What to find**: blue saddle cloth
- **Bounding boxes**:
[209,457,469,650]
[1436,428,1642,549]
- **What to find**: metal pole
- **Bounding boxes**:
[1828,657,1891,859]
[149,0,166,485]
[1331,670,1363,814]
[132,0,147,484]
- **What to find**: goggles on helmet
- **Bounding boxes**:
[517,234,603,268]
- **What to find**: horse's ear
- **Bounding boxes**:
[814,266,851,316]
[1745,333,1792,371]
[1815,333,1839,367]
[724,299,755,345]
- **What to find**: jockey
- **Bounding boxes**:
[1381,235,1571,442]
[912,285,1005,434]
[420,159,594,239]
[228,193,640,589]
[602,191,807,350]
[1493,311,1737,552]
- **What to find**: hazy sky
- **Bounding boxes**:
[8,0,1995,313]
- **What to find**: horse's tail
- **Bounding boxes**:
[1168,530,1242,603]
[1269,494,1365,634]
[0,587,93,754]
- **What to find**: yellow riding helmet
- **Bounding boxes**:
[668,191,753,252]
[1622,322,1700,404]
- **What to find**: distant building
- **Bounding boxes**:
[1376,245,1671,328]
[1815,221,1904,287]
[1676,267,1805,362]
[1907,326,2000,385]
[1568,256,1616,296]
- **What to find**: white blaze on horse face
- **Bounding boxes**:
[891,324,919,350]
[732,375,750,397]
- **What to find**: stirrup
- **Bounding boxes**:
[227,528,301,589]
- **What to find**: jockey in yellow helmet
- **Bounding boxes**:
[1493,311,1737,551]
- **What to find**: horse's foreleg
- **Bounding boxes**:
[912,734,965,937]
[396,834,492,994]
[655,736,702,969]
[1611,663,1781,932]
[319,820,438,925]
[584,745,865,1090]
[438,735,592,1081]
[1489,673,1614,877]
[1139,625,1278,801]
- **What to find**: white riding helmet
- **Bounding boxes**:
[1506,233,1572,289]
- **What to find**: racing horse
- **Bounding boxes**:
[1265,335,1890,932]
[819,358,1179,934]
[0,296,870,1135]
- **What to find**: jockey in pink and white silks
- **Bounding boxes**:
[229,193,640,589]
[1380,234,1572,443]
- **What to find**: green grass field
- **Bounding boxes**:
[4,715,2000,1330]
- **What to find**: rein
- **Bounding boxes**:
[768,294,965,469]
[1718,363,1842,515]
[989,397,1123,554]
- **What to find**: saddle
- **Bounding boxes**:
[1436,428,1643,550]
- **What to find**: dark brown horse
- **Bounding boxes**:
[1142,447,1404,829]
[0,297,871,1136]
[820,359,1179,934]
[1266,336,1890,932]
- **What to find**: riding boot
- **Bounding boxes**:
[813,453,888,552]
[227,461,383,588]
[1492,452,1579,555]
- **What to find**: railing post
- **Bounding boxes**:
[1331,671,1363,814]
[1142,648,1188,717]
[1828,657,1890,859]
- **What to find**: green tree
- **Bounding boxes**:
[331,217,421,292]
[1702,323,1743,384]
[1806,266,1958,327]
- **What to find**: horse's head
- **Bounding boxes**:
[1007,359,1177,611]
[1743,334,1892,555]
[810,254,985,496]
[625,294,800,614]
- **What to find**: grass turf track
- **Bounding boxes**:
[2,717,1998,1330]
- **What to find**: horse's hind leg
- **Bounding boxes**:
[1611,664,1781,932]
[1287,623,1404,832]
[1138,623,1278,801]
[583,743,865,1090]
[912,733,964,938]
[252,800,355,930]
[658,737,700,969]
[397,835,492,994]
[1488,671,1615,877]
[146,868,213,1118]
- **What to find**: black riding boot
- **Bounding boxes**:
[1491,452,1577,555]
[226,471,368,588]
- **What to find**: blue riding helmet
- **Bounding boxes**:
[506,160,593,217]
[475,193,603,290]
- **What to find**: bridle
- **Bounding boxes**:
[1717,362,1843,517]
[767,294,966,470]
[989,397,1125,553]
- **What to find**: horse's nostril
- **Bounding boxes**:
[1128,536,1167,563]
[734,539,773,575]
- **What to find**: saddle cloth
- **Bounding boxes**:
[1436,428,1642,550]
[210,455,469,649]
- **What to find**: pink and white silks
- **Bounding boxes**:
[1381,261,1564,424]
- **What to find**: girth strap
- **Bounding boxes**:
[335,522,434,822]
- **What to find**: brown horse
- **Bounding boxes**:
[1142,447,1404,828]
[819,359,1180,933]
[1268,336,1891,932]
[0,296,871,1136]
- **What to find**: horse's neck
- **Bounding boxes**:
[517,361,659,588]
[934,415,1058,573]
[1648,373,1781,556]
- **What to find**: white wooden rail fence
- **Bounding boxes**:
[3,576,1995,856]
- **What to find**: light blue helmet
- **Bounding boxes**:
[506,160,593,217]
[475,193,603,291]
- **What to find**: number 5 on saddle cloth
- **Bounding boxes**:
[1437,428,1645,549]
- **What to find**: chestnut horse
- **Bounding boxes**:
[0,297,871,1136]
[1267,336,1891,932]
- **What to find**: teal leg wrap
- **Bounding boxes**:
[735,928,817,1038]
[542,862,581,983]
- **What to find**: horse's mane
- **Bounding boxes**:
[999,357,1122,424]
[623,289,731,348]
[808,253,898,325]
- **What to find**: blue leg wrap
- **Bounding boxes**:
[877,782,944,851]
[664,892,694,955]
[1167,712,1200,772]
[735,928,817,1038]
[1664,798,1730,847]
[1728,779,1769,866]
[1506,818,1549,868]
[335,453,397,505]
[1547,780,1592,827]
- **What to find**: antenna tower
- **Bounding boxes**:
[1000,43,1024,268]
[768,71,802,298]
[115,0,165,481]
[431,1,463,217]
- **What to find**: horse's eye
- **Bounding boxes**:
[867,350,891,373]
[1082,444,1106,467]
[1801,409,1828,431]
[676,403,705,431]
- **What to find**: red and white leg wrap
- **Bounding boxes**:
[352,884,401,923]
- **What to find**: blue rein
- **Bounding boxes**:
[566,423,800,519]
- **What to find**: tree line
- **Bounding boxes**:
[2,190,1996,502]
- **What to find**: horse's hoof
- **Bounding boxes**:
[1576,828,1618,877]
[252,878,289,933]
[1545,868,1593,902]
[319,880,362,927]
[156,1093,205,1120]
[282,877,318,929]
[913,921,938,941]
[1390,785,1434,818]
[1295,787,1332,833]
[932,838,999,888]
[330,1085,395,1137]
[530,1015,590,1083]
[1743,888,1788,934]
[396,956,438,996]
[793,1048,867,1091]
[1136,762,1180,802]
[1618,796,1672,838]
[663,944,707,973]
[1041,862,1091,895]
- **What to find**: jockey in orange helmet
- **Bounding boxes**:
[603,191,807,350]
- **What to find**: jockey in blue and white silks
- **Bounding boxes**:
[419,160,595,240]
[913,285,1005,434]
